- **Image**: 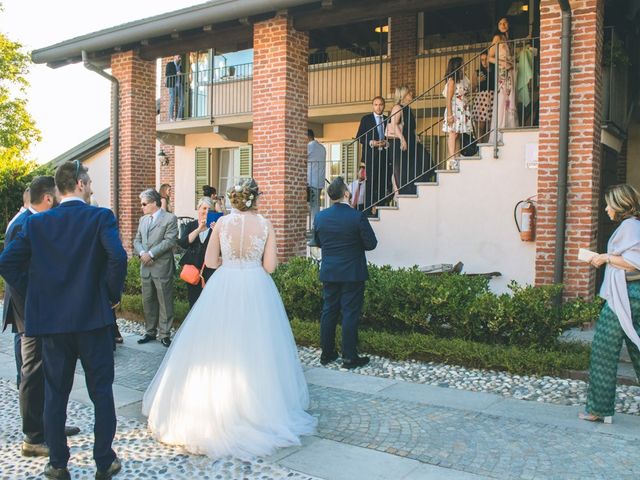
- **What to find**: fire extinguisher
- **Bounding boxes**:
[514,197,536,242]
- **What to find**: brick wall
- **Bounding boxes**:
[536,0,604,298]
[111,50,157,254]
[390,15,417,94]
[252,15,309,260]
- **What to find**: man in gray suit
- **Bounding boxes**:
[134,189,178,347]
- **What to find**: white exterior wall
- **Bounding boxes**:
[83,146,112,210]
[172,132,251,218]
[367,130,539,293]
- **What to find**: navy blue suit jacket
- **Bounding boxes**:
[313,203,378,283]
[0,200,128,336]
[2,209,32,332]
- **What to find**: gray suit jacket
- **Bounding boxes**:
[133,209,178,279]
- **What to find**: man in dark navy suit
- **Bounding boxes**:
[356,96,392,212]
[2,176,80,458]
[313,177,378,369]
[0,161,128,480]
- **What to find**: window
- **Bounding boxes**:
[218,145,253,207]
[194,148,211,208]
[213,49,254,80]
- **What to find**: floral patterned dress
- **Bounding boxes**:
[442,76,473,134]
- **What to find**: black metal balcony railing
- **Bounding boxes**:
[158,38,539,131]
[308,45,389,106]
[159,63,253,123]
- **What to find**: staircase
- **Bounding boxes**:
[367,129,538,293]
[352,40,540,293]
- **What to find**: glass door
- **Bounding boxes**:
[218,148,241,207]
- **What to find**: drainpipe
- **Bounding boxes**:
[82,50,119,219]
[553,1,571,298]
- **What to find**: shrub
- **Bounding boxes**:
[272,260,602,349]
[289,318,590,376]
[272,256,323,321]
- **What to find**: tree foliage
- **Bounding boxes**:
[0,7,43,233]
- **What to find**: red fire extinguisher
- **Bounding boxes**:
[514,197,536,242]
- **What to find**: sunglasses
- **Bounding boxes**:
[141,203,149,207]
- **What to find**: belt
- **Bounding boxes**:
[626,272,640,282]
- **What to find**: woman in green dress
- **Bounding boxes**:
[581,184,640,423]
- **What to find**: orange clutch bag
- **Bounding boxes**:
[179,263,205,287]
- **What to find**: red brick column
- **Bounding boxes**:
[252,15,309,260]
[111,51,157,253]
[536,0,604,298]
[390,15,417,93]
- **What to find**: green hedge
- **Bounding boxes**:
[117,295,590,377]
[289,319,590,376]
[272,257,602,349]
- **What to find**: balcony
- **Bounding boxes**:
[156,38,540,133]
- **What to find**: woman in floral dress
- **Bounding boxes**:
[442,56,473,169]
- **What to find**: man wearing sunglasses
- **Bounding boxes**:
[0,160,128,479]
[134,188,178,348]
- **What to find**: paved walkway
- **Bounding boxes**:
[1,327,639,479]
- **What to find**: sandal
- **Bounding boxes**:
[579,412,612,424]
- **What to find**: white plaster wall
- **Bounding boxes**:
[83,147,111,210]
[172,132,249,218]
[367,130,539,293]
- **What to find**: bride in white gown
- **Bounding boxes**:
[142,178,317,457]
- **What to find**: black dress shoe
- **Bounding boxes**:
[96,457,122,480]
[44,463,71,480]
[65,425,80,437]
[22,441,49,457]
[320,351,339,365]
[137,334,156,344]
[342,356,370,369]
[160,337,171,347]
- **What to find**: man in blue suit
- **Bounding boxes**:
[2,176,80,458]
[0,161,128,480]
[313,177,378,369]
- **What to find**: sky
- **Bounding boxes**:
[2,0,202,164]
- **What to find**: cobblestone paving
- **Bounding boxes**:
[2,314,640,479]
[0,378,318,480]
[309,384,640,480]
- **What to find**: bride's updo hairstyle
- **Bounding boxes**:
[227,178,260,211]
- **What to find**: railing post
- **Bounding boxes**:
[493,40,500,159]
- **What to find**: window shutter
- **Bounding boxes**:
[195,147,210,208]
[239,145,253,178]
[341,141,358,184]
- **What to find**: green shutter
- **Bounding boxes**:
[195,147,210,208]
[341,141,358,184]
[239,145,253,178]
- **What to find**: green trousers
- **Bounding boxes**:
[586,282,640,417]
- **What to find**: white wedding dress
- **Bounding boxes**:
[142,210,317,457]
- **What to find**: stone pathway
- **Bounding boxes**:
[1,317,639,479]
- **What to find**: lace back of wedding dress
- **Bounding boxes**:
[219,211,268,265]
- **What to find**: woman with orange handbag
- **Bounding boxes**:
[178,197,217,307]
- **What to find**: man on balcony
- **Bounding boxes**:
[307,129,326,227]
[165,55,184,121]
[356,96,391,214]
